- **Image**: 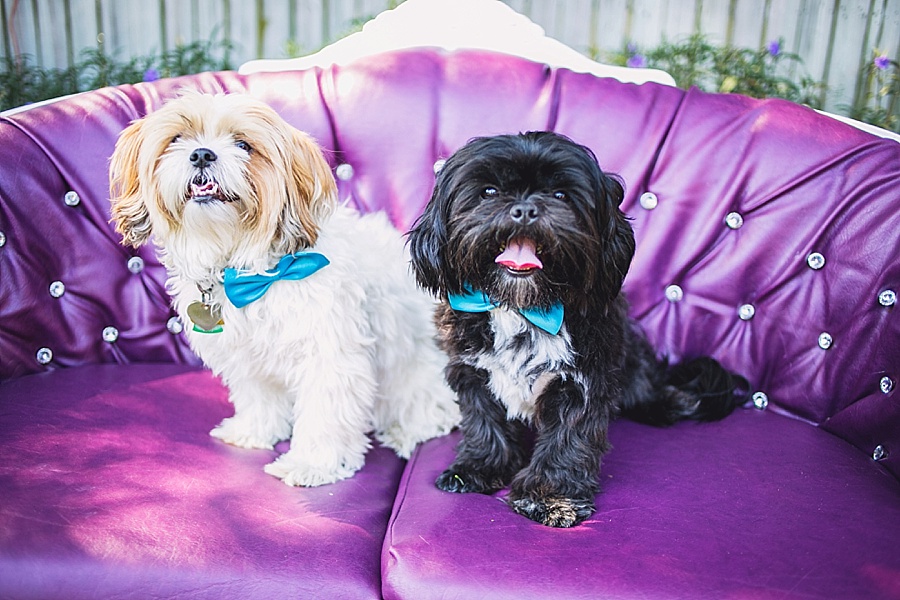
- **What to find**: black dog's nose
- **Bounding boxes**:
[190,148,217,168]
[509,201,540,225]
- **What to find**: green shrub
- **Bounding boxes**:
[1,37,233,112]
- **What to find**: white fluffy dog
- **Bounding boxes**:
[109,92,458,486]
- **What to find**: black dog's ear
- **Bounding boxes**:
[407,175,452,296]
[595,173,636,301]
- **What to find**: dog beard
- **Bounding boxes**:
[408,131,748,527]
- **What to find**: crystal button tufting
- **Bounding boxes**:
[335,163,354,180]
[879,290,896,307]
[806,252,825,270]
[665,284,683,302]
[725,212,744,229]
[36,347,53,364]
[752,391,768,410]
[127,256,145,273]
[639,192,658,210]
[738,304,755,320]
[166,316,184,334]
[49,281,66,298]
[102,326,119,343]
[817,332,833,350]
[64,191,81,206]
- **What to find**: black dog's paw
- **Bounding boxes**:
[435,467,508,494]
[506,494,595,528]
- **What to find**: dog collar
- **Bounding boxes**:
[448,286,564,335]
[223,251,330,308]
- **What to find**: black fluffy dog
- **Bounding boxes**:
[407,131,748,528]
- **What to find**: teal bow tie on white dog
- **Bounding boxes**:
[448,286,564,335]
[223,251,330,308]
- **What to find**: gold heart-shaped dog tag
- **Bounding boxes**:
[187,301,223,333]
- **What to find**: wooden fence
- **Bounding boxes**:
[2,0,898,116]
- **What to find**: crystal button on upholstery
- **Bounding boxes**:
[64,191,81,206]
[639,192,658,210]
[36,347,53,365]
[127,256,145,274]
[807,252,825,270]
[725,212,744,229]
[752,392,769,410]
[167,316,184,334]
[335,163,354,180]
[665,284,683,302]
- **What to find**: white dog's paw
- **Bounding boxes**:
[263,452,363,487]
[210,415,287,450]
[376,425,423,459]
[377,403,460,458]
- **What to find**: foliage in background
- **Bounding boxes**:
[598,34,898,133]
[600,34,826,109]
[0,37,233,112]
[2,28,897,134]
[848,49,899,132]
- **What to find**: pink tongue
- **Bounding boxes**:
[495,239,542,270]
[191,181,219,197]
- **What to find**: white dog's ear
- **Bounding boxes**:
[109,119,153,247]
[278,129,337,251]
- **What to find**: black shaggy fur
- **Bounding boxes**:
[408,131,749,528]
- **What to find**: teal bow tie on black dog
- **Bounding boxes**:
[447,286,564,335]
[224,252,330,308]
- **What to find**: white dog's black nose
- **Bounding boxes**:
[190,148,217,168]
[509,201,540,225]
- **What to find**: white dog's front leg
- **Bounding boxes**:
[264,359,377,487]
[210,378,292,450]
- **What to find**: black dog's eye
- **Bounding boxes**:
[553,191,567,200]
[235,140,252,153]
[170,134,181,145]
[481,187,499,199]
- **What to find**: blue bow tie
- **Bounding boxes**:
[223,251,329,308]
[447,287,564,335]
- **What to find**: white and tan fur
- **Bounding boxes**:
[109,92,458,486]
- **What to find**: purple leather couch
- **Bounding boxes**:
[1,48,899,600]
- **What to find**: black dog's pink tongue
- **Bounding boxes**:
[496,239,542,270]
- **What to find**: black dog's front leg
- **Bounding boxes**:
[436,361,527,494]
[506,376,612,527]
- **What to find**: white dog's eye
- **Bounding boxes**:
[235,140,252,153]
[481,187,499,198]
[553,191,567,200]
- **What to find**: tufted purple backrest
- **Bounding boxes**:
[1,49,897,477]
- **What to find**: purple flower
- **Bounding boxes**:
[874,54,890,70]
[143,68,160,82]
[767,40,781,57]
[626,42,638,55]
[626,54,646,69]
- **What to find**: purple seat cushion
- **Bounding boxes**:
[384,411,900,600]
[0,364,404,600]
